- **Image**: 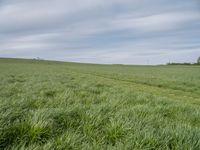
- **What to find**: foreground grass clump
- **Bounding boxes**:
[0,58,200,149]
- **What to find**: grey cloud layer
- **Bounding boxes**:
[0,0,200,64]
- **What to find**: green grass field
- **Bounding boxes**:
[0,58,200,149]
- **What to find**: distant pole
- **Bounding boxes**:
[147,59,149,65]
[197,56,200,64]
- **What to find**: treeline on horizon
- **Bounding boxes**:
[167,62,200,65]
[167,57,200,65]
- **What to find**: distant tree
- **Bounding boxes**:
[198,57,200,64]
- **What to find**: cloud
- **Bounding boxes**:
[0,0,200,64]
[113,12,200,32]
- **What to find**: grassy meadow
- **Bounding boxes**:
[0,58,200,149]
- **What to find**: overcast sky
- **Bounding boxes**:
[0,0,200,64]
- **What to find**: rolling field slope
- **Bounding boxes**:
[0,58,200,149]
